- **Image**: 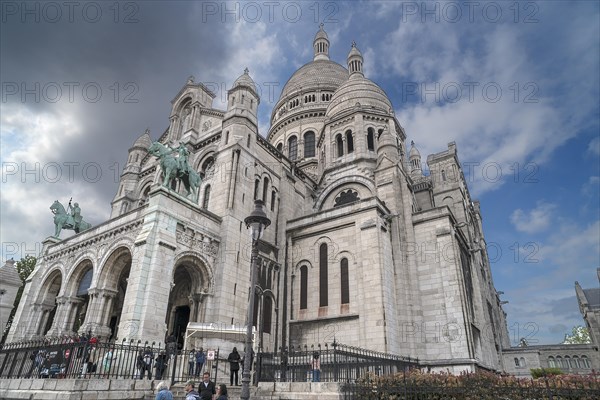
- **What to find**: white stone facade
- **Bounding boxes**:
[7,27,510,372]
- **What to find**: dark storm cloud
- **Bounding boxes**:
[1,2,234,215]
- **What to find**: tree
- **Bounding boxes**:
[1,255,36,343]
[562,325,591,344]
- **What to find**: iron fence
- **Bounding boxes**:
[0,336,221,384]
[257,341,419,383]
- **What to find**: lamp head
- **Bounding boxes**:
[244,200,271,241]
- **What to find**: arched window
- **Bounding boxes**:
[514,357,520,367]
[202,185,211,209]
[340,258,349,304]
[556,356,563,368]
[288,136,298,161]
[520,357,526,367]
[564,356,571,369]
[346,130,354,153]
[319,243,328,307]
[247,134,251,148]
[548,356,556,368]
[304,131,315,158]
[271,190,276,211]
[442,170,447,181]
[262,296,272,334]
[581,356,591,368]
[254,179,260,200]
[367,128,375,151]
[569,357,577,369]
[262,177,269,203]
[300,265,308,310]
[201,157,215,180]
[277,143,283,153]
[225,131,229,144]
[336,134,344,157]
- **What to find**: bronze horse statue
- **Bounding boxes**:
[50,200,92,238]
[148,141,202,202]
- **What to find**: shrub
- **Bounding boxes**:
[530,367,564,378]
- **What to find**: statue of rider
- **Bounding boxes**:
[171,143,191,177]
[71,202,82,231]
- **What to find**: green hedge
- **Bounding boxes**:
[349,369,600,400]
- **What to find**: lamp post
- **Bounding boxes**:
[241,200,271,400]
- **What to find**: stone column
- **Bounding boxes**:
[45,296,68,337]
[65,296,83,334]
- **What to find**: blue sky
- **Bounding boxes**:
[1,1,599,345]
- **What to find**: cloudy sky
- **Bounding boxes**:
[1,1,599,345]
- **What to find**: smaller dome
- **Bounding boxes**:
[314,23,329,42]
[232,68,257,92]
[133,129,152,150]
[325,77,392,118]
[409,141,421,158]
[348,43,362,59]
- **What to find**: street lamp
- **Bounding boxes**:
[241,199,271,400]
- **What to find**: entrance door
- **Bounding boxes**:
[173,305,190,348]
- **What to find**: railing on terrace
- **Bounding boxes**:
[0,337,417,385]
[257,341,419,383]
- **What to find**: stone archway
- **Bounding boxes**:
[93,247,132,339]
[166,256,210,348]
[61,260,94,335]
[35,269,62,337]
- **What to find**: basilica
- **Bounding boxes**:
[6,26,510,373]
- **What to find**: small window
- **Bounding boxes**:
[247,134,251,148]
[277,143,283,153]
[367,128,375,151]
[300,265,308,310]
[225,131,229,144]
[254,179,260,200]
[346,130,354,153]
[271,190,276,211]
[548,356,556,368]
[336,134,344,157]
[262,177,269,203]
[520,357,526,367]
[340,258,349,304]
[288,136,298,161]
[202,185,211,209]
[319,243,328,307]
[304,131,315,158]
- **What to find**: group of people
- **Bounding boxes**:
[155,346,244,400]
[137,346,169,380]
[155,373,228,400]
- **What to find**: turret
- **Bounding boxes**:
[313,23,330,61]
[347,41,364,78]
[409,141,423,178]
[225,68,260,127]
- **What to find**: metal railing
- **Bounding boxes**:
[257,341,419,383]
[0,337,221,383]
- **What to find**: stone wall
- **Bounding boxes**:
[0,378,153,400]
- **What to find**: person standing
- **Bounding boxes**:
[227,347,241,386]
[311,352,321,382]
[102,347,117,377]
[195,348,206,377]
[184,380,201,400]
[140,347,154,380]
[199,372,216,400]
[155,381,174,400]
[188,349,196,376]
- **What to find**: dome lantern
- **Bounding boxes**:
[347,41,364,79]
[313,23,330,61]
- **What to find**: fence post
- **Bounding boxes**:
[171,346,178,384]
[332,339,338,382]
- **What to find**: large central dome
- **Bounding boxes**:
[279,60,348,99]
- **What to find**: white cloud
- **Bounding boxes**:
[588,137,600,156]
[510,202,556,233]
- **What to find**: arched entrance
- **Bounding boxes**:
[36,270,62,336]
[65,260,93,334]
[166,257,210,349]
[95,247,132,339]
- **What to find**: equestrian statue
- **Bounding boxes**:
[148,141,202,202]
[50,199,92,238]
